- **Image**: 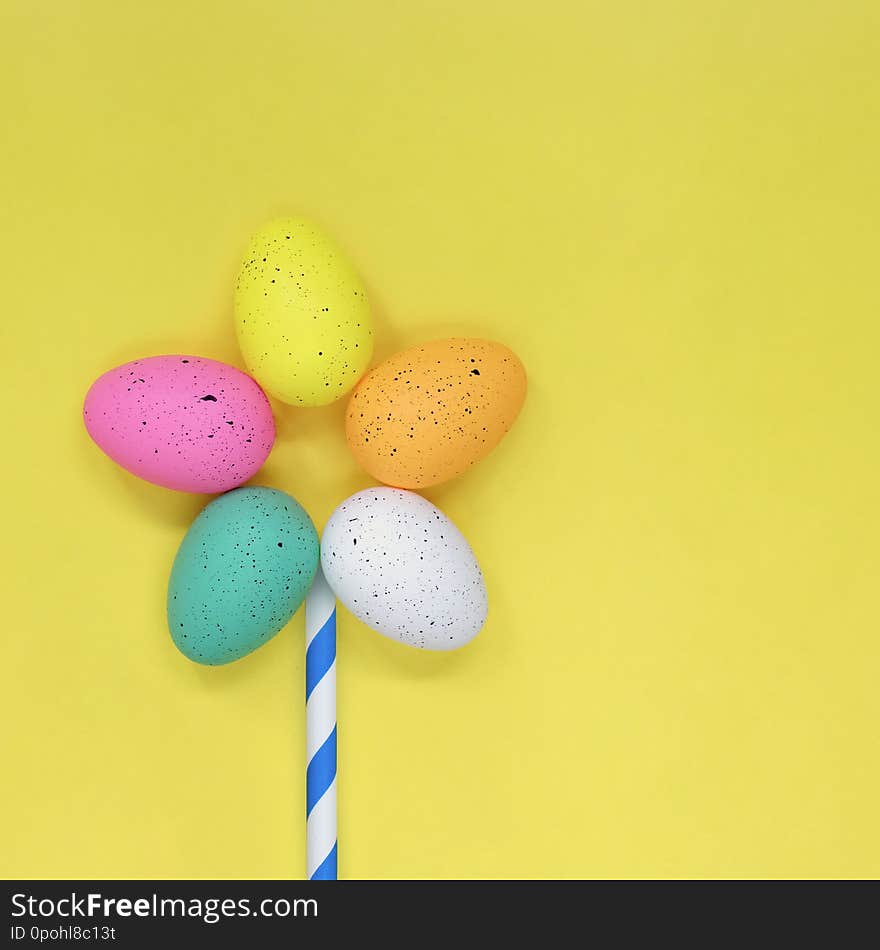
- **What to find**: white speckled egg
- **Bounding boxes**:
[321,488,488,650]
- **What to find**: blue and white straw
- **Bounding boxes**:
[304,564,337,880]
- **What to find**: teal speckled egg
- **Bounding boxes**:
[167,487,319,665]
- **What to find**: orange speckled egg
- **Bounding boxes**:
[345,338,526,489]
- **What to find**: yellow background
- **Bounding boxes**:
[2,1,879,879]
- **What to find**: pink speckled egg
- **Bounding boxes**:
[83,355,275,493]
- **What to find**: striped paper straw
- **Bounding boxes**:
[304,564,337,880]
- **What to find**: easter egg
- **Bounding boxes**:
[345,338,526,489]
[234,217,373,407]
[321,488,488,651]
[83,355,275,493]
[167,487,319,665]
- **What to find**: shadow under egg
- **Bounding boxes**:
[112,465,212,529]
[338,606,478,681]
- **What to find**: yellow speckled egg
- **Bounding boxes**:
[346,338,527,489]
[234,217,373,407]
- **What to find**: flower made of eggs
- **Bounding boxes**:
[83,216,526,663]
